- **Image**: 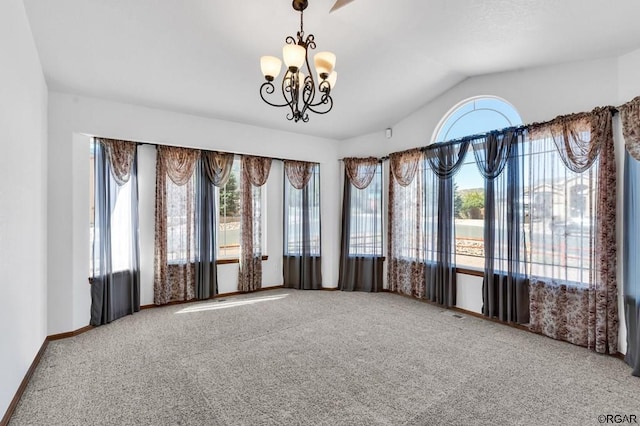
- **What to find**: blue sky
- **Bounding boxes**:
[435,97,522,190]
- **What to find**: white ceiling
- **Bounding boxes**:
[23,0,640,140]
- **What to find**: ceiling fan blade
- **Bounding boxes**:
[330,0,355,13]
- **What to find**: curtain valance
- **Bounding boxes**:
[202,151,234,187]
[96,138,137,186]
[343,157,379,189]
[243,156,272,187]
[471,130,521,181]
[389,148,422,187]
[620,96,640,161]
[284,160,315,189]
[527,108,614,173]
[157,146,200,185]
[425,140,470,179]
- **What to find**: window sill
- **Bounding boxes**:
[455,267,484,278]
[217,255,269,265]
[347,255,386,261]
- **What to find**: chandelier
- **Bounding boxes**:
[259,0,337,123]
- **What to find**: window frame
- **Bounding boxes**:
[346,163,384,258]
[216,156,268,261]
[283,163,322,257]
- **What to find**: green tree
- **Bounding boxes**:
[454,182,463,218]
[460,191,484,219]
[220,173,240,217]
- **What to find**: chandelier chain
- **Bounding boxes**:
[300,9,304,37]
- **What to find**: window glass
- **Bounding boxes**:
[523,136,596,285]
[90,141,95,275]
[284,164,321,256]
[218,158,241,259]
[348,164,383,256]
[166,173,196,263]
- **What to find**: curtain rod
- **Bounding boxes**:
[338,104,621,162]
[336,126,525,162]
[96,137,314,164]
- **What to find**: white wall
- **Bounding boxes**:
[340,56,621,158]
[339,55,635,353]
[47,92,340,335]
[0,0,48,418]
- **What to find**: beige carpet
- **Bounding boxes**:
[9,289,639,425]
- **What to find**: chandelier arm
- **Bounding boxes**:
[260,82,290,108]
[304,34,316,51]
[307,79,332,109]
[306,95,334,115]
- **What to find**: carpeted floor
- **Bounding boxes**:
[9,289,639,425]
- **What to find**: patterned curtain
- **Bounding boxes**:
[99,138,137,185]
[390,148,422,186]
[620,96,640,161]
[424,141,470,307]
[91,139,140,325]
[388,149,427,297]
[283,161,322,290]
[344,157,379,189]
[154,146,200,305]
[621,97,640,375]
[471,130,530,323]
[238,156,272,292]
[339,157,383,292]
[284,160,314,189]
[528,107,618,354]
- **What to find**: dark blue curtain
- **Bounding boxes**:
[283,163,323,290]
[91,142,140,326]
[472,130,529,323]
[338,164,384,292]
[195,160,218,299]
[624,151,640,376]
[425,141,470,307]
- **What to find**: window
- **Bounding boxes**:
[284,164,321,256]
[523,136,596,285]
[90,141,96,275]
[391,160,427,260]
[347,164,383,256]
[165,168,196,264]
[218,157,241,259]
[90,138,138,275]
[433,97,523,269]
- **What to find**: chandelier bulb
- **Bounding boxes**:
[260,56,282,81]
[314,51,336,77]
[283,44,306,70]
[327,71,337,89]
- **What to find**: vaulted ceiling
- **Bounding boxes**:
[23,0,640,140]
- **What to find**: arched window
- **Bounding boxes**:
[433,96,522,143]
[433,96,522,270]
